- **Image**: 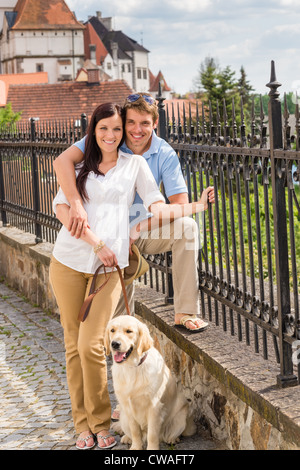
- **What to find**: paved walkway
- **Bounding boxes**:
[0,280,224,451]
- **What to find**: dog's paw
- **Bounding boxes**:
[130,444,143,450]
[121,435,132,445]
[111,421,124,435]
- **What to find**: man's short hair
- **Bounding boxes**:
[123,93,159,124]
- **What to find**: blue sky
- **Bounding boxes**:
[68,0,300,98]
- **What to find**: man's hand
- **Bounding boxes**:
[199,186,215,210]
[68,200,89,238]
[129,223,141,255]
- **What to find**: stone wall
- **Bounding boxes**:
[1,224,300,450]
[0,226,57,313]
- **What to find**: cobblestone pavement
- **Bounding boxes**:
[0,280,223,451]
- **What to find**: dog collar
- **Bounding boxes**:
[137,353,148,366]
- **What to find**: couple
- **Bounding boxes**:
[50,93,215,449]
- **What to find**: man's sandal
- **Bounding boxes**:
[97,432,117,449]
[75,433,95,450]
[175,315,208,333]
[111,404,120,422]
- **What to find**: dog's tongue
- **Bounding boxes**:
[114,351,127,363]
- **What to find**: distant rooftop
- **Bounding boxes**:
[9,0,85,30]
[6,79,133,121]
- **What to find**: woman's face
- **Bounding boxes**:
[94,113,123,154]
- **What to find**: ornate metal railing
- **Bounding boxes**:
[0,62,299,387]
[0,115,87,243]
[153,61,300,388]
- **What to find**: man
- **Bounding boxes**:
[53,93,214,332]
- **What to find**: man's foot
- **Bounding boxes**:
[97,430,117,449]
[76,430,95,450]
[175,314,208,332]
[111,405,120,421]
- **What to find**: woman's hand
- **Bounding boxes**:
[96,244,118,267]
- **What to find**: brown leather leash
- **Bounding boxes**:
[78,264,131,322]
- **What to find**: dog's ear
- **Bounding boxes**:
[137,322,153,356]
[104,324,111,356]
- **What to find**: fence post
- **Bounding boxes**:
[30,118,42,243]
[81,113,87,137]
[157,82,167,140]
[267,61,298,388]
[0,150,7,226]
[156,83,174,304]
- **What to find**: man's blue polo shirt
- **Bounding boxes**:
[73,132,187,224]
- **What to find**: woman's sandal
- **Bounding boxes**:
[175,315,208,333]
[75,433,95,450]
[97,432,117,449]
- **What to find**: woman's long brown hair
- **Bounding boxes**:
[76,103,125,201]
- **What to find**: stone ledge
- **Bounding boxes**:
[0,224,300,449]
[134,284,300,449]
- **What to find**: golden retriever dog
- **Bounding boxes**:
[104,315,196,450]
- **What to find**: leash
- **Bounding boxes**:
[78,264,131,322]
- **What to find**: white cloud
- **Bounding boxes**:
[67,0,300,96]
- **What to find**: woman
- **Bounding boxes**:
[49,103,210,449]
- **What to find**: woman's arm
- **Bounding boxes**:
[55,204,118,267]
[53,145,88,239]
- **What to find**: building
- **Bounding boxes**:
[86,12,150,92]
[149,70,173,100]
[0,0,15,32]
[0,0,85,83]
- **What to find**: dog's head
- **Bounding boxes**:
[104,316,153,365]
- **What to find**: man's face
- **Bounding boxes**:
[125,109,158,155]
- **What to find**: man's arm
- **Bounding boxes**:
[53,144,87,238]
[130,187,215,246]
[168,193,189,205]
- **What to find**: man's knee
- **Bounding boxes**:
[173,217,199,250]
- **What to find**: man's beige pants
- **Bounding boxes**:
[115,216,200,317]
[49,256,122,435]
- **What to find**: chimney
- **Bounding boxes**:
[111,41,118,66]
[96,11,102,20]
[89,44,97,63]
[101,17,113,31]
[87,68,100,85]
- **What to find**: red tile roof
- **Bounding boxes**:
[149,70,171,93]
[165,99,202,123]
[11,0,85,30]
[7,80,133,121]
[0,72,48,106]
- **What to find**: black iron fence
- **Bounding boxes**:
[0,114,88,243]
[0,61,299,388]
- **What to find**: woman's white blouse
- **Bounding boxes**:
[52,151,164,274]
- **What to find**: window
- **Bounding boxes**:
[107,62,112,70]
[143,69,147,79]
[137,68,142,79]
[127,63,131,73]
[36,63,44,72]
[121,64,125,73]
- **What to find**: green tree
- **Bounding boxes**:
[0,102,22,127]
[193,58,255,132]
[237,66,254,107]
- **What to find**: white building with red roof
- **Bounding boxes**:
[0,0,85,82]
